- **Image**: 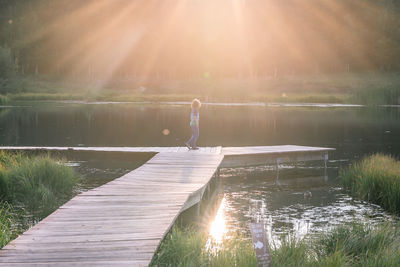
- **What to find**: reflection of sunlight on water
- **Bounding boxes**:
[244,193,395,247]
[293,218,312,239]
[209,197,227,243]
[203,166,397,250]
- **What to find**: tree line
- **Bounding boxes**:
[0,0,399,81]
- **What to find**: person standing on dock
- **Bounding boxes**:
[185,99,201,150]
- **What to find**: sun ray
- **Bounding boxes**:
[231,0,254,77]
[8,0,393,81]
[17,0,114,48]
[319,0,386,69]
[56,1,147,75]
[138,0,188,81]
[74,2,153,91]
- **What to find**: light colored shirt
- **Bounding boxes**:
[190,109,199,127]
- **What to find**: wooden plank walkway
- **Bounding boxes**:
[222,145,334,156]
[0,151,223,266]
[221,145,335,168]
[0,145,334,266]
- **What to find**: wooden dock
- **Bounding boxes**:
[0,145,334,266]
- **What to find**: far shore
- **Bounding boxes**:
[1,72,400,105]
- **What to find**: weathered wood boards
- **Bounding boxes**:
[221,145,334,168]
[0,145,334,266]
[0,151,223,267]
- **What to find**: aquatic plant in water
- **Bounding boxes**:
[340,153,400,214]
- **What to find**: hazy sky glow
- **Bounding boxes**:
[9,0,398,79]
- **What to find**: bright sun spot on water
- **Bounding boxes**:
[209,197,228,243]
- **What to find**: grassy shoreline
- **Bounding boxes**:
[1,72,399,105]
[152,222,400,266]
[5,92,350,104]
[341,154,400,215]
[151,228,257,267]
[0,151,78,249]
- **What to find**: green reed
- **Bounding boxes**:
[151,228,257,267]
[341,153,400,214]
[0,151,78,222]
[152,222,400,267]
[0,151,79,248]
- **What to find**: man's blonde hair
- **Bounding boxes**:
[191,99,201,109]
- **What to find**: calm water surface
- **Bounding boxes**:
[1,101,400,242]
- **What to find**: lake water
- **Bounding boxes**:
[1,101,399,243]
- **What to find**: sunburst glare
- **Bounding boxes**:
[209,197,228,243]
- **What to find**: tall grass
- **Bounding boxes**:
[207,234,258,267]
[152,228,207,267]
[0,202,13,248]
[0,151,78,222]
[0,94,9,105]
[254,93,348,104]
[153,223,400,266]
[351,85,400,105]
[315,223,400,267]
[272,222,400,266]
[0,151,78,248]
[151,228,258,267]
[340,154,400,214]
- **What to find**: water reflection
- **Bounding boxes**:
[1,102,400,162]
[209,197,228,243]
[204,164,397,246]
[68,159,135,192]
[63,152,151,192]
[2,102,400,245]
